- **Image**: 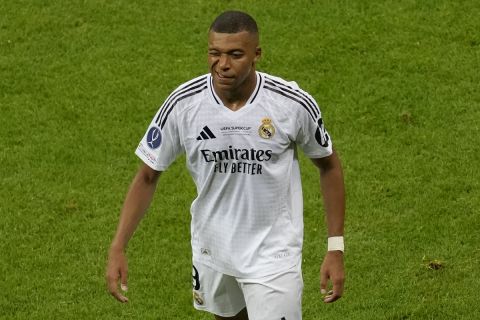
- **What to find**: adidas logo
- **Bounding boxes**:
[196,126,216,140]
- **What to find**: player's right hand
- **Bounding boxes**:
[106,248,129,303]
[320,250,344,303]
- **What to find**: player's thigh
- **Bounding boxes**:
[239,264,303,320]
[192,262,246,318]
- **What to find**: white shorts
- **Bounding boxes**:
[192,261,303,320]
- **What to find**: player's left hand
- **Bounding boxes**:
[320,250,344,303]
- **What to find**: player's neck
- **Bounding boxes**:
[215,72,257,111]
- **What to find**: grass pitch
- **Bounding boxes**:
[1,1,479,319]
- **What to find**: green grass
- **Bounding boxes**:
[1,0,479,319]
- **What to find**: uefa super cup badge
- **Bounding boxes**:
[258,118,275,139]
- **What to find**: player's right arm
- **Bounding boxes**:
[106,164,161,303]
[106,75,193,302]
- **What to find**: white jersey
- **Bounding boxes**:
[136,72,332,278]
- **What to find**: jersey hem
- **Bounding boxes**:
[192,255,300,279]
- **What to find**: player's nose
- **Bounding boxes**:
[218,54,230,69]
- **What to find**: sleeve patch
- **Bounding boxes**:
[314,118,330,147]
[146,126,162,149]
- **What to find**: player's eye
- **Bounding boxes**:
[208,51,220,57]
[231,52,244,58]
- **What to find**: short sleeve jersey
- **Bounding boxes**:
[136,72,332,278]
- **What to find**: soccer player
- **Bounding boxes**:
[106,10,345,320]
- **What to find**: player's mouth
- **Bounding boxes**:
[215,71,234,83]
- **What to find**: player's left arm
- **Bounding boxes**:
[311,149,345,303]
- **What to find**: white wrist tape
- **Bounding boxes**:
[328,236,344,252]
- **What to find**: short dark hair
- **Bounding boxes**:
[210,11,258,34]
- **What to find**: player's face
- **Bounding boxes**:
[208,31,261,93]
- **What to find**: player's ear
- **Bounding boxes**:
[254,47,262,63]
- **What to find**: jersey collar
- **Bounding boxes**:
[208,72,263,107]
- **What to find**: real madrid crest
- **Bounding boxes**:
[258,117,275,139]
[193,291,204,305]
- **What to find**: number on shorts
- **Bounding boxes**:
[192,265,200,290]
